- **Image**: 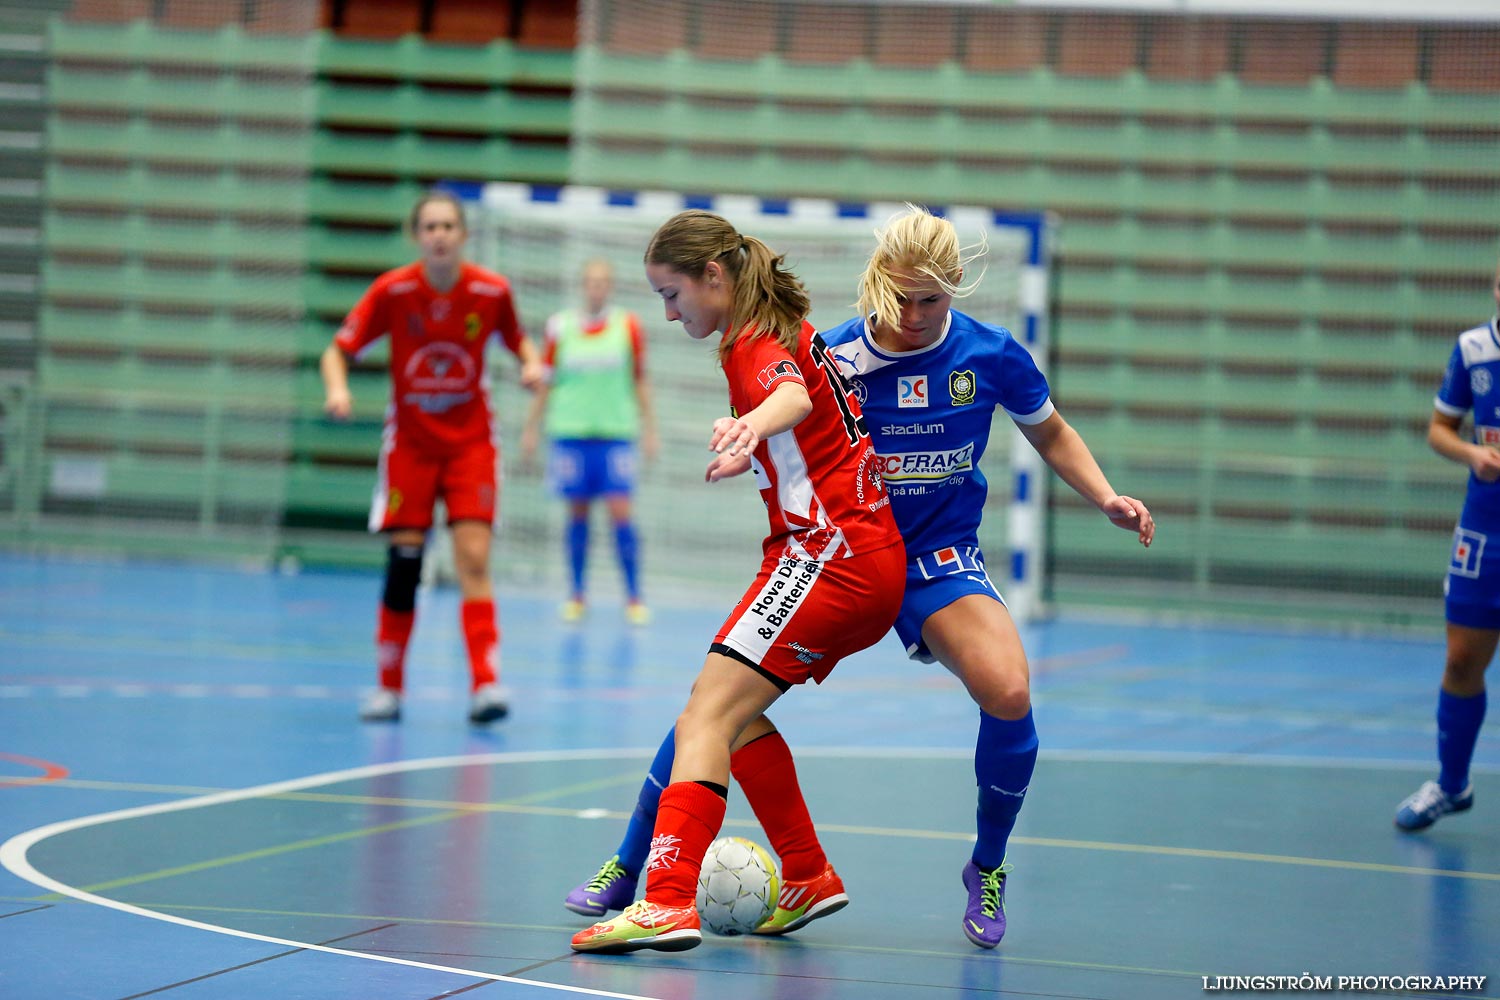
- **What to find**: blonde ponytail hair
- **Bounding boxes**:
[645,210,809,362]
[857,204,985,334]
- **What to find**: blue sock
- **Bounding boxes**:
[617,726,676,875]
[973,709,1038,871]
[566,517,589,597]
[614,520,641,602]
[1437,688,1486,796]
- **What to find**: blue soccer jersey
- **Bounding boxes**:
[1436,318,1500,625]
[1436,319,1500,532]
[821,310,1053,558]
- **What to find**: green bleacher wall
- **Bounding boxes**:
[10,6,1500,624]
[13,16,574,569]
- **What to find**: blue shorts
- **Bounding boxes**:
[895,546,1005,662]
[549,438,636,501]
[1445,524,1500,629]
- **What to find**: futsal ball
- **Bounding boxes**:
[696,835,780,936]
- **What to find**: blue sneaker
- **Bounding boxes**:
[1395,780,1473,832]
[961,860,1010,949]
[565,856,639,917]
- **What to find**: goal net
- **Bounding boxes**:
[473,183,1051,616]
[568,0,1500,625]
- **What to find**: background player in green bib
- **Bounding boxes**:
[522,259,658,624]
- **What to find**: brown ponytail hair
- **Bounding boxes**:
[645,210,809,362]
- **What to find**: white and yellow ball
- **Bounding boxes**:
[695,835,780,935]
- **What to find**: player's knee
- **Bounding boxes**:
[382,543,424,612]
[977,679,1031,721]
[1442,661,1488,695]
[674,704,731,757]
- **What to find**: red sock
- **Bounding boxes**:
[376,606,414,691]
[732,731,827,881]
[460,598,498,690]
[645,781,727,907]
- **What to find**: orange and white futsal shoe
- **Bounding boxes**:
[570,899,702,953]
[753,862,849,935]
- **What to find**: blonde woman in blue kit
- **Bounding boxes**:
[522,259,659,625]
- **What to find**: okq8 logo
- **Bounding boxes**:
[898,375,928,408]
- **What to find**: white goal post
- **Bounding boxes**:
[470,182,1053,621]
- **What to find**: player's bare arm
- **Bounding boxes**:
[709,381,813,458]
[1019,410,1154,547]
[519,382,550,470]
[515,337,546,391]
[1430,410,1500,483]
[319,343,354,421]
[637,372,661,464]
[705,381,813,482]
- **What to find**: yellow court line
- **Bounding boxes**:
[36,770,659,898]
[29,769,647,807]
[26,776,1500,897]
[50,808,771,900]
[1010,834,1500,881]
[271,767,648,809]
[739,822,1500,883]
[62,807,476,896]
[11,778,227,796]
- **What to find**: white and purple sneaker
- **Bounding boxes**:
[565,856,639,917]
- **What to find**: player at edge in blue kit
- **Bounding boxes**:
[564,205,1155,949]
[1392,254,1500,832]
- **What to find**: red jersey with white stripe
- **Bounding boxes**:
[335,261,526,453]
[722,321,899,562]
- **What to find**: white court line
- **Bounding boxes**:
[3,747,1494,996]
[0,750,672,1000]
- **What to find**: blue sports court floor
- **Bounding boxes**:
[1,552,1495,999]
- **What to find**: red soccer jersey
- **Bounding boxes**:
[335,261,526,452]
[723,321,899,562]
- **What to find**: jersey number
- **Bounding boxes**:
[809,333,869,446]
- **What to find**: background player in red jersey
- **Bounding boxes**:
[320,190,544,725]
[571,210,905,954]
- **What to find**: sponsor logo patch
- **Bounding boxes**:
[788,641,825,665]
[878,443,975,481]
[758,359,802,390]
[898,375,928,408]
[1452,528,1486,579]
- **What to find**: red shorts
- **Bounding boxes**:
[713,541,905,687]
[370,436,498,532]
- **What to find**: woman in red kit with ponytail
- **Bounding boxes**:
[570,210,904,954]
